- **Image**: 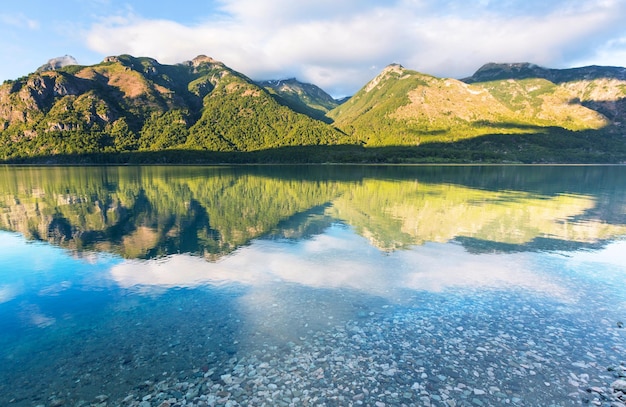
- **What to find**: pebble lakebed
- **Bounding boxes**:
[9,288,626,407]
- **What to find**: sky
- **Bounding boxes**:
[2,0,626,97]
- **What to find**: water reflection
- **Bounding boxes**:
[110,225,572,299]
[0,165,625,258]
[1,166,626,406]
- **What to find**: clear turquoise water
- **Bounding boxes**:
[0,165,625,406]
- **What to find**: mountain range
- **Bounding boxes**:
[1,55,625,163]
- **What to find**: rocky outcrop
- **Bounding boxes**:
[36,55,79,73]
[0,72,90,126]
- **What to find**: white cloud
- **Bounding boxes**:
[573,36,626,68]
[84,0,626,96]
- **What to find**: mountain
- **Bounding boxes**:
[328,63,609,146]
[1,56,626,163]
[462,62,626,84]
[258,78,341,123]
[463,62,626,122]
[179,57,347,151]
[0,54,347,160]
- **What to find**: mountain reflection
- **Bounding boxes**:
[0,165,625,259]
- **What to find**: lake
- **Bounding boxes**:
[0,165,625,407]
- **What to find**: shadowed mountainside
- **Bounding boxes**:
[258,78,342,123]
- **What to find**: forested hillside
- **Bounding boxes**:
[0,55,348,161]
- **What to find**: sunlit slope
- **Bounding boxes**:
[329,64,608,146]
[561,78,626,122]
[0,55,199,156]
[463,62,626,130]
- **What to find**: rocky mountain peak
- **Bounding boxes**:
[383,63,405,74]
[190,55,220,66]
[36,55,79,73]
[103,56,120,64]
[365,63,406,93]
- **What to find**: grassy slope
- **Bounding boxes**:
[329,65,609,147]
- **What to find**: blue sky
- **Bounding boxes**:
[2,0,626,96]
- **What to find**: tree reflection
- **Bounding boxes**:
[0,165,624,259]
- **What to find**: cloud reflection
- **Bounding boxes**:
[109,225,571,301]
[0,285,19,304]
[18,303,56,328]
[564,239,626,267]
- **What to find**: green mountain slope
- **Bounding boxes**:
[0,55,347,160]
[185,63,347,151]
[258,78,341,122]
[328,64,609,146]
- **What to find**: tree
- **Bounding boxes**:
[110,118,139,151]
[138,110,189,150]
